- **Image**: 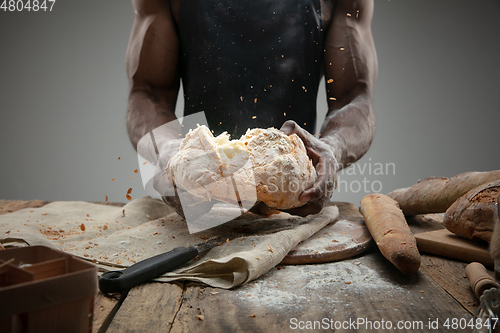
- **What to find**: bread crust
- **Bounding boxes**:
[360,193,421,275]
[387,171,500,215]
[443,180,500,243]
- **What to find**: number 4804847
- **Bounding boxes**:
[1,0,56,11]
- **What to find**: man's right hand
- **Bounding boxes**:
[161,184,218,222]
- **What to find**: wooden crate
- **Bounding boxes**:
[0,246,97,333]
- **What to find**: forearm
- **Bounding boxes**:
[126,0,180,151]
[127,88,178,151]
[320,0,377,170]
[319,93,375,169]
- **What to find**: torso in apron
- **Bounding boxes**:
[178,0,325,138]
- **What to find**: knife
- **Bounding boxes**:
[98,237,226,293]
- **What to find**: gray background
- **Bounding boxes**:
[0,0,499,206]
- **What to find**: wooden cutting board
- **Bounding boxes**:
[415,228,493,267]
[281,202,373,264]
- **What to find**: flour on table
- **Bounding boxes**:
[235,260,405,309]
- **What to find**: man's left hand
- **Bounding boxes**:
[279,120,339,216]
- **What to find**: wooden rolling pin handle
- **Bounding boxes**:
[465,262,500,298]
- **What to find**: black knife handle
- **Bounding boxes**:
[99,247,199,293]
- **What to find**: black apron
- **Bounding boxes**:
[178,0,324,138]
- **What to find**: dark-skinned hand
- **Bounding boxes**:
[277,120,339,216]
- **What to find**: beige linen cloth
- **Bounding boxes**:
[0,197,338,289]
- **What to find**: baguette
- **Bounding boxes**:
[387,171,500,215]
[360,193,420,275]
[443,180,500,243]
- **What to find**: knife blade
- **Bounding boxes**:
[98,237,227,293]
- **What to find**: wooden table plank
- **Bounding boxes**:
[420,255,479,314]
[106,281,185,332]
[93,292,126,333]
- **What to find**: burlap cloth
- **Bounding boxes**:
[0,197,338,289]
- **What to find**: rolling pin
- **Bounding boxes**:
[465,262,499,298]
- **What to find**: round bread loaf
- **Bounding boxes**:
[443,180,500,243]
[166,125,317,209]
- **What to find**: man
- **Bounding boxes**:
[126,0,377,217]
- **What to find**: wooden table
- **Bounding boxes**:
[0,200,486,332]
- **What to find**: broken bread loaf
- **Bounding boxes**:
[166,125,317,209]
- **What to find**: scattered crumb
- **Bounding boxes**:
[122,209,125,217]
[251,314,256,318]
[327,79,333,84]
[345,282,352,285]
[80,223,86,231]
[134,169,138,173]
[211,291,219,295]
[111,178,115,181]
[268,244,274,253]
[196,315,204,321]
[105,195,108,202]
[41,213,47,216]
